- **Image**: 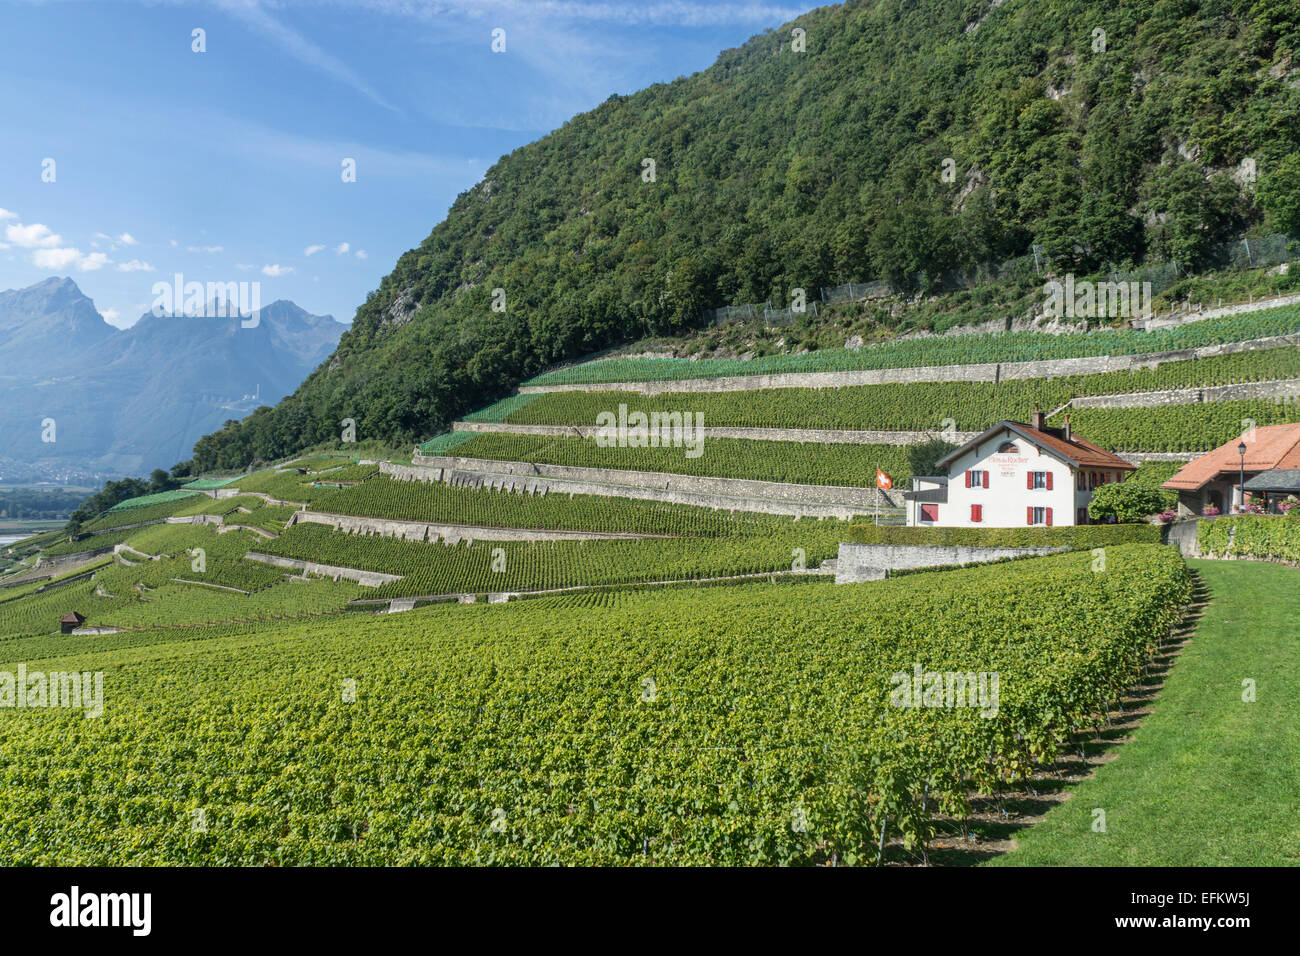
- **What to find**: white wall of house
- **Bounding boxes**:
[908,426,1125,527]
[906,476,946,526]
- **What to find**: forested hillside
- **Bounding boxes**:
[191,0,1300,470]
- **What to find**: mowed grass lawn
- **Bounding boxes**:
[991,559,1300,866]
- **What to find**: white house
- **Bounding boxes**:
[904,410,1136,527]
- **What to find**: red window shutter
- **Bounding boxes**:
[1027,506,1034,525]
[1045,472,1053,490]
[1046,507,1053,526]
[1027,472,1033,490]
[965,470,971,488]
[971,504,981,523]
[982,472,989,489]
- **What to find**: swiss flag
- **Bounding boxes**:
[876,469,893,490]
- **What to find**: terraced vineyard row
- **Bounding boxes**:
[80,493,204,532]
[444,433,917,487]
[226,504,299,534]
[1199,514,1300,562]
[1067,398,1300,451]
[0,546,1189,864]
[460,401,1293,461]
[104,489,204,513]
[42,526,145,557]
[173,495,269,518]
[419,431,485,456]
[181,476,245,490]
[314,464,381,483]
[284,456,358,472]
[95,578,364,630]
[119,523,260,560]
[525,306,1300,386]
[0,559,112,608]
[225,468,343,505]
[499,345,1300,432]
[0,579,114,638]
[257,523,848,597]
[320,476,801,536]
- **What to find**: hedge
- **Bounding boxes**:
[848,524,1163,549]
[1197,514,1300,563]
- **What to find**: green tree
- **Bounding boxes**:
[1256,156,1300,238]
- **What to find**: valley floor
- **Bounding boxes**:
[988,559,1300,866]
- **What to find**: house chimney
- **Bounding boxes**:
[1031,403,1045,431]
[1063,413,1071,442]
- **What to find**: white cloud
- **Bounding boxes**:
[303,243,325,256]
[235,263,256,270]
[0,242,8,250]
[355,249,367,259]
[186,245,224,253]
[77,252,111,271]
[100,308,120,324]
[117,259,154,272]
[262,264,294,277]
[169,239,179,247]
[32,247,81,269]
[0,208,17,221]
[334,242,350,255]
[93,231,139,250]
[6,222,62,248]
[31,243,113,272]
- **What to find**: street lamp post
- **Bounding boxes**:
[1238,441,1247,513]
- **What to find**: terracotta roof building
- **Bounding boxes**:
[905,408,1135,527]
[1162,422,1300,516]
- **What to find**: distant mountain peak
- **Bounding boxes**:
[0,275,112,344]
[0,277,347,478]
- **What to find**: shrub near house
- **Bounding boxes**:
[1087,482,1171,524]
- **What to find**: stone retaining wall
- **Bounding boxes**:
[243,552,402,586]
[1163,518,1202,557]
[165,514,223,526]
[288,509,664,542]
[34,547,115,572]
[401,457,899,516]
[834,542,1063,583]
[451,420,979,446]
[519,332,1300,395]
[1133,292,1300,331]
[1071,376,1300,409]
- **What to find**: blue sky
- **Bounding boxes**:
[0,0,810,328]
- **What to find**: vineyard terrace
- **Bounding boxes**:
[594,404,705,458]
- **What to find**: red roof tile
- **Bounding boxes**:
[1162,422,1300,490]
[1015,424,1137,470]
[936,420,1136,471]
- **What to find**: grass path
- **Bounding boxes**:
[988,559,1300,865]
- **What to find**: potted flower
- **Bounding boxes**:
[1156,509,1177,524]
[1202,504,1220,517]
